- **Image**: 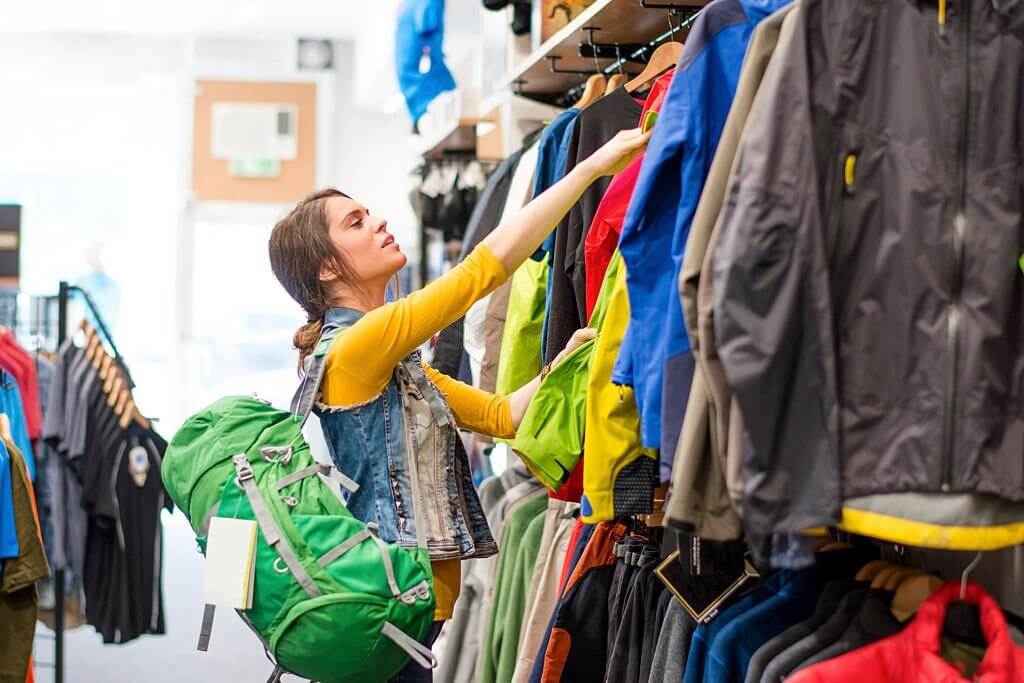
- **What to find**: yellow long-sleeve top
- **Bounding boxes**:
[321,244,514,621]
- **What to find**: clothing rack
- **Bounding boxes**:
[558,6,703,106]
[3,280,132,683]
[53,280,128,683]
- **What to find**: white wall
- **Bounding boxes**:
[0,31,423,430]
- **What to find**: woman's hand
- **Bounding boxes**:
[551,327,597,367]
[508,328,598,429]
[579,128,653,178]
[481,127,650,276]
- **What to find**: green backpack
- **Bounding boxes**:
[162,326,437,683]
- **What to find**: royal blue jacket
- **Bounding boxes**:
[395,0,457,123]
[614,0,792,451]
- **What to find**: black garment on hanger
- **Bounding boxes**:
[545,87,643,362]
[431,149,525,377]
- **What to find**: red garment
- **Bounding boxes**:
[556,519,586,596]
[583,69,676,318]
[551,466,583,504]
[789,582,1024,683]
[548,74,679,505]
[0,334,42,439]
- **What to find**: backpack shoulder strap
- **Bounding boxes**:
[290,321,343,426]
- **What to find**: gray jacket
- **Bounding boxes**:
[713,0,1024,551]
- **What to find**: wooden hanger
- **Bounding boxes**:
[605,73,626,95]
[85,329,101,364]
[119,397,150,429]
[115,385,131,417]
[855,560,892,582]
[130,402,151,430]
[575,74,607,109]
[0,413,11,441]
[104,363,119,394]
[107,376,123,408]
[625,41,683,93]
[891,574,942,622]
[818,541,853,552]
[871,565,906,590]
[883,566,921,592]
[98,353,113,381]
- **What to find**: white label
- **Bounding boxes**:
[129,446,149,487]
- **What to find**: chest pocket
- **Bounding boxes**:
[397,353,455,431]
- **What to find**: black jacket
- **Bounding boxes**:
[714,0,1024,549]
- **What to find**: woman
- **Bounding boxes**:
[268,127,649,681]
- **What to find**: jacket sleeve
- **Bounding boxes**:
[711,3,842,539]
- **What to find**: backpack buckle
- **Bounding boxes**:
[260,445,293,465]
[233,454,255,484]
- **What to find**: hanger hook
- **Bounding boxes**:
[960,551,983,600]
[667,10,677,42]
[585,27,601,75]
[614,44,624,75]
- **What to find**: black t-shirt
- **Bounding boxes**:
[545,87,643,361]
[83,421,170,643]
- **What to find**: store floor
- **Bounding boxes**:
[34,509,298,683]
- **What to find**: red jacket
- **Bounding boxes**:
[789,582,1024,683]
[582,69,675,319]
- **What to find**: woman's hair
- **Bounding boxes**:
[269,188,359,370]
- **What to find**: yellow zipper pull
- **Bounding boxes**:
[844,153,857,192]
[938,0,947,36]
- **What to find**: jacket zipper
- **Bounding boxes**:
[942,0,971,492]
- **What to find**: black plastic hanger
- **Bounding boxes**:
[942,552,987,649]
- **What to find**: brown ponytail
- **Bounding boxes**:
[292,318,324,369]
[268,188,359,372]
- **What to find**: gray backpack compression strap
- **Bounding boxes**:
[197,603,216,652]
[290,321,343,427]
[232,454,321,598]
[381,622,439,670]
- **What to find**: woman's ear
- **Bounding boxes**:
[318,264,337,284]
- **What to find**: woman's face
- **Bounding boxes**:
[322,194,407,288]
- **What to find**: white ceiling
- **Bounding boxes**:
[0,0,399,38]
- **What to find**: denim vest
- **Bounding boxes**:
[313,307,497,561]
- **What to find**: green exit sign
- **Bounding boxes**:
[229,159,281,178]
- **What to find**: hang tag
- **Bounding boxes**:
[655,541,759,624]
[203,517,259,610]
[129,446,150,487]
[1018,253,1024,275]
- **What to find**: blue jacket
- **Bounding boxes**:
[395,0,457,123]
[539,112,581,359]
[615,0,792,451]
[0,373,33,480]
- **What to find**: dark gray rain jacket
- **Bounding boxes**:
[713,0,1024,557]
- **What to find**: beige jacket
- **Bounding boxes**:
[667,3,798,537]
